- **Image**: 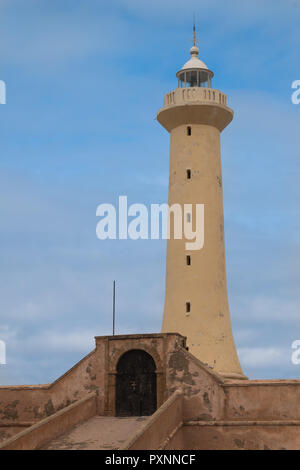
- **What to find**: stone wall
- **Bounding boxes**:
[0,333,185,442]
[167,422,300,450]
[98,333,186,415]
[223,380,300,421]
[166,347,226,421]
[121,390,183,450]
[165,351,300,449]
[1,332,300,449]
[0,393,97,450]
[0,345,104,442]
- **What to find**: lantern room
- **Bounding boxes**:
[176,45,214,88]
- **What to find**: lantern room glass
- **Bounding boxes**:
[177,69,213,89]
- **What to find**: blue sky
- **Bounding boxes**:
[0,0,299,384]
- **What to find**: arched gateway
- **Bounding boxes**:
[116,349,157,417]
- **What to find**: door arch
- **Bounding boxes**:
[116,349,157,417]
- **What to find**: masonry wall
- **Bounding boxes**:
[0,343,105,442]
[99,333,187,416]
[0,393,97,451]
[167,422,300,450]
[166,347,226,421]
[223,380,300,421]
[165,347,300,424]
[0,333,186,443]
[121,391,183,450]
[164,357,300,449]
[1,333,300,449]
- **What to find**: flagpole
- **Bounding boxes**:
[113,280,116,336]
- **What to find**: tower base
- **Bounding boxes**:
[219,372,249,381]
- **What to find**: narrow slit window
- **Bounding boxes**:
[187,126,192,136]
[187,169,191,180]
[186,302,191,314]
[186,255,191,266]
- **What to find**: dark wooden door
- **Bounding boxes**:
[116,350,157,417]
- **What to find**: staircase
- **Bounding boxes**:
[42,416,148,450]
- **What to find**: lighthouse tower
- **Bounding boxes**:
[158,29,246,380]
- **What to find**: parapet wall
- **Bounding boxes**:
[0,333,185,443]
[119,341,300,449]
[1,333,300,449]
[167,420,300,450]
[164,87,227,108]
[223,380,300,421]
[166,347,226,421]
[121,391,183,450]
[0,344,105,442]
[0,393,97,450]
[164,350,300,449]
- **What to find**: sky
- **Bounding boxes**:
[0,0,299,384]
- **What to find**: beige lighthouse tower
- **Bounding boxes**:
[158,30,246,380]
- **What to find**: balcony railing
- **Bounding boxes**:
[164,87,227,107]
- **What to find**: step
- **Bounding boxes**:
[42,416,148,450]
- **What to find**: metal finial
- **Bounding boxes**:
[190,16,200,48]
[193,16,196,46]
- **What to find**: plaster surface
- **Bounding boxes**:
[43,416,147,450]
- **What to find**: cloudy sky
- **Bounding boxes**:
[0,0,299,384]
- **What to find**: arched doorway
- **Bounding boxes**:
[116,349,157,417]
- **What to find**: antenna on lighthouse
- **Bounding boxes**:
[190,15,199,47]
[193,15,196,46]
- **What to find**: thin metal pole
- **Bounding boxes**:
[113,280,116,336]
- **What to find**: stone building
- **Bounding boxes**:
[0,35,300,451]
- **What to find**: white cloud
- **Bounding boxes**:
[235,328,260,344]
[232,294,300,324]
[26,329,97,353]
[238,346,288,368]
[0,325,18,344]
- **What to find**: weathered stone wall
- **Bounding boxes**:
[0,393,97,450]
[0,333,185,441]
[98,333,186,415]
[164,352,300,449]
[2,333,300,449]
[121,391,183,450]
[165,347,300,425]
[223,380,300,421]
[166,347,226,421]
[0,424,30,444]
[0,345,104,438]
[167,422,300,450]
